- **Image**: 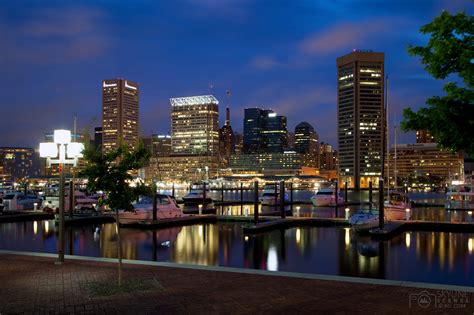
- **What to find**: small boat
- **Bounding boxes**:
[310,187,343,207]
[259,184,289,206]
[2,192,43,211]
[445,184,474,210]
[349,209,379,231]
[384,191,412,220]
[182,183,213,205]
[118,194,184,222]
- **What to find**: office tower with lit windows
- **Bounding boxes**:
[0,147,41,180]
[337,50,384,189]
[102,79,139,153]
[94,127,102,150]
[219,107,235,166]
[295,122,319,168]
[170,95,219,156]
[243,108,287,153]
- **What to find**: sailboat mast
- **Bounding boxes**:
[385,76,390,198]
[394,125,397,189]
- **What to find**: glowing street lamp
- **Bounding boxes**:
[39,129,84,263]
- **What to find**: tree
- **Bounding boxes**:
[401,11,474,156]
[79,143,151,285]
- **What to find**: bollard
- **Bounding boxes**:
[244,206,249,217]
[198,204,203,215]
[172,183,175,198]
[296,206,300,218]
[345,207,350,219]
[405,208,410,220]
[34,203,38,211]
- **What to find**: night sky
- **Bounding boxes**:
[1,0,471,148]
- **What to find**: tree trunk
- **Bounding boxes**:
[115,209,123,286]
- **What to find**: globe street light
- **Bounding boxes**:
[39,129,84,263]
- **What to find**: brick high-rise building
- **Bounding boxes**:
[337,50,385,189]
[102,79,139,152]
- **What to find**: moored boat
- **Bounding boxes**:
[310,187,343,207]
[118,194,184,222]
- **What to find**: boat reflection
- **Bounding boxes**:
[0,220,473,286]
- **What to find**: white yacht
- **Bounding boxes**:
[118,194,184,222]
[182,183,213,205]
[259,184,289,206]
[310,187,343,207]
[2,192,43,211]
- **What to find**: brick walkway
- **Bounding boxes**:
[0,254,472,314]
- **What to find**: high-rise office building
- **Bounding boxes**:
[102,79,139,153]
[243,108,287,153]
[170,95,219,156]
[219,107,235,165]
[295,122,319,168]
[94,127,102,150]
[264,112,288,152]
[0,147,41,180]
[337,50,385,189]
[243,108,265,153]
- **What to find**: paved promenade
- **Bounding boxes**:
[0,253,472,314]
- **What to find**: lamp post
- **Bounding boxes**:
[39,129,84,264]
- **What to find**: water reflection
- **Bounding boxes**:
[0,221,473,286]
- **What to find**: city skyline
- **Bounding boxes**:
[1,0,471,148]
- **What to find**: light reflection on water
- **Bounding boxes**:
[0,220,473,286]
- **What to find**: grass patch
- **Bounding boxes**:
[87,278,164,297]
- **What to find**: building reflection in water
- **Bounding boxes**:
[172,224,218,265]
[0,220,473,285]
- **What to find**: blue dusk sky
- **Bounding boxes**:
[0,0,471,148]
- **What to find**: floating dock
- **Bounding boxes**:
[0,212,54,223]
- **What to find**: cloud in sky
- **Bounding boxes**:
[250,56,283,70]
[299,17,408,56]
[2,7,110,65]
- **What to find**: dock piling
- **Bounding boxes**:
[280,181,285,219]
[379,179,384,230]
[254,181,259,225]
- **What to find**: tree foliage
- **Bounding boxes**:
[79,144,151,211]
[401,11,474,156]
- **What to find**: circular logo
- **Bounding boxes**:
[417,294,432,308]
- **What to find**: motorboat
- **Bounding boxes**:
[384,191,412,220]
[118,194,184,222]
[310,187,343,207]
[65,191,97,211]
[445,184,474,210]
[2,192,43,211]
[259,184,289,206]
[349,209,379,231]
[182,183,213,205]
